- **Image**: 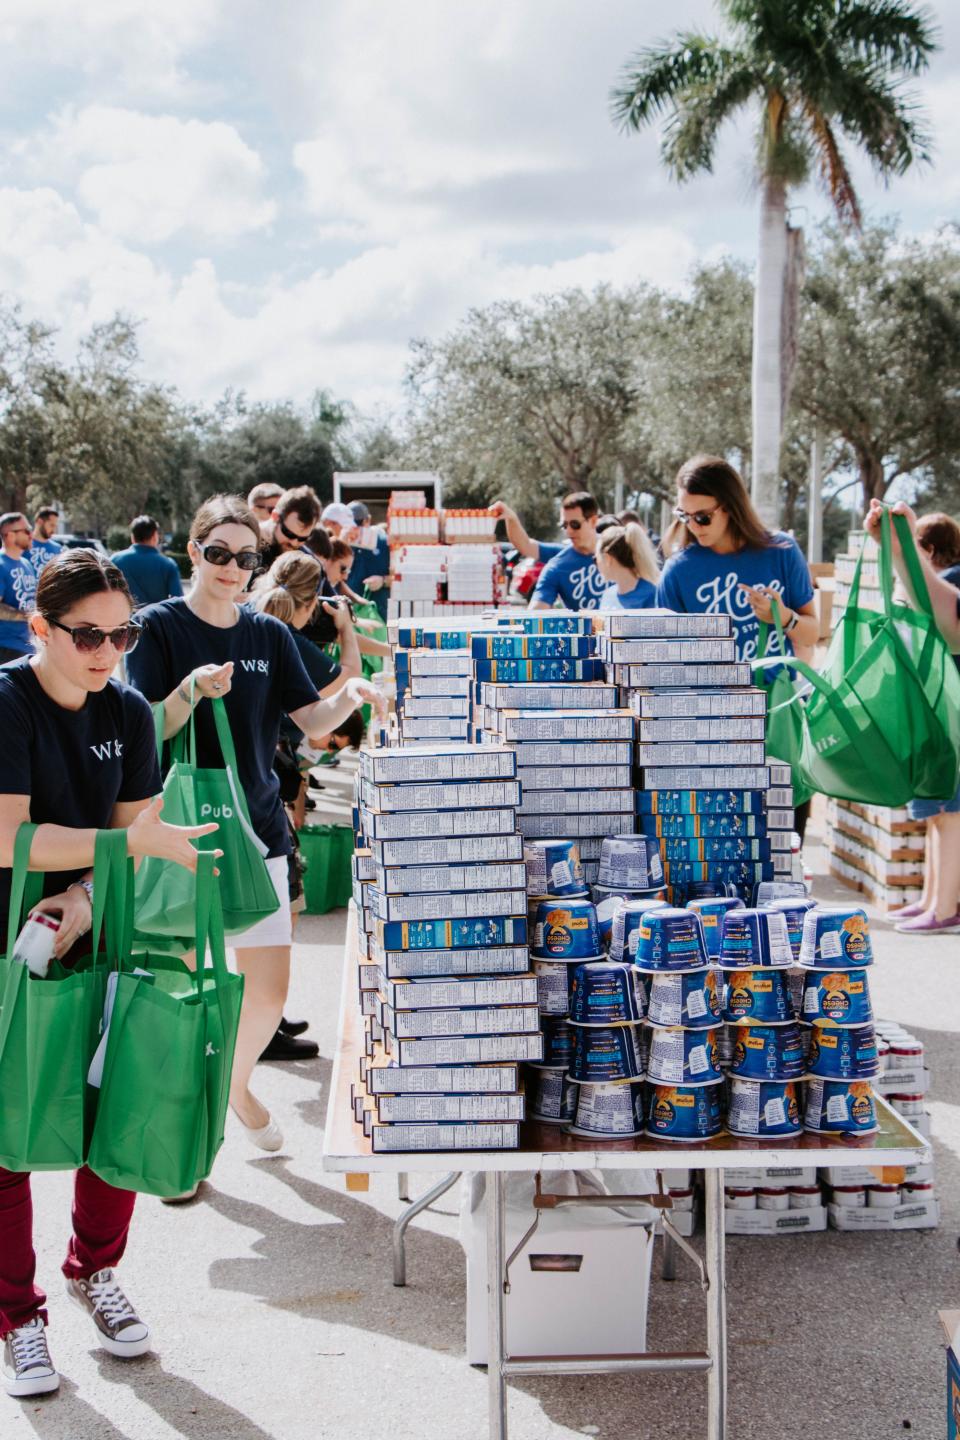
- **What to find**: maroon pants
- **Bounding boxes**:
[0,1166,136,1335]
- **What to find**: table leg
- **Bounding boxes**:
[661,1227,678,1281]
[397,1172,410,1203]
[393,1171,461,1287]
[704,1167,727,1440]
[486,1170,508,1440]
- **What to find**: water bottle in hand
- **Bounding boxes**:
[13,913,60,978]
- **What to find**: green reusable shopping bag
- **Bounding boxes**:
[788,507,960,805]
[134,687,279,942]
[87,851,244,1198]
[751,597,812,807]
[354,591,388,679]
[0,826,128,1172]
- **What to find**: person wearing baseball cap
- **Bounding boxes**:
[343,501,390,621]
[319,502,357,537]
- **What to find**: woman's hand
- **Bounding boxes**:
[363,574,385,592]
[739,584,784,625]
[30,888,92,959]
[321,600,352,636]
[126,796,222,871]
[864,499,917,553]
[345,675,388,721]
[187,662,234,699]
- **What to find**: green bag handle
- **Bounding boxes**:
[841,535,869,672]
[753,651,864,753]
[183,681,257,832]
[878,505,940,677]
[755,594,790,670]
[4,825,127,969]
[192,850,230,997]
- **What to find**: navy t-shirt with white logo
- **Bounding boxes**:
[126,598,318,857]
[0,658,161,916]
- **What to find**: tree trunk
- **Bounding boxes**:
[857,451,886,516]
[751,173,789,528]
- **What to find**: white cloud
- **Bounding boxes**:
[21,107,275,244]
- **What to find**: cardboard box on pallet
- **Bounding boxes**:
[724,1207,828,1235]
[828,1200,939,1231]
[641,766,771,790]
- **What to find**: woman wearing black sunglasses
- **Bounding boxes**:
[0,550,218,1397]
[126,495,383,1164]
[657,455,818,663]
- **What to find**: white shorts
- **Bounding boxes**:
[229,855,293,950]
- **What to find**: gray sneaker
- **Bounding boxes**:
[65,1269,151,1358]
[2,1317,59,1396]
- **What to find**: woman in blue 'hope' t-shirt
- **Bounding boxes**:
[656,455,818,662]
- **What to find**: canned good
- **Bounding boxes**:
[633,908,708,972]
[728,1022,805,1081]
[804,1078,878,1135]
[727,1078,802,1139]
[806,1023,880,1080]
[757,1187,789,1211]
[800,970,873,1028]
[531,899,602,962]
[646,1026,723,1086]
[647,968,722,1030]
[598,834,664,891]
[527,1065,578,1125]
[523,839,587,898]
[718,908,793,970]
[567,1079,645,1138]
[887,1093,924,1118]
[721,968,794,1024]
[830,1185,866,1208]
[887,1041,924,1069]
[725,1188,757,1210]
[799,906,873,969]
[569,1023,645,1084]
[645,1081,724,1142]
[788,1186,822,1209]
[867,1184,901,1209]
[569,961,648,1026]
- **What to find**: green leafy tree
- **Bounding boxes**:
[611,0,937,526]
[0,300,66,512]
[794,220,960,513]
[194,393,340,503]
[402,286,654,532]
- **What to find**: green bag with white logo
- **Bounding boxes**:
[134,687,279,944]
[87,849,244,1197]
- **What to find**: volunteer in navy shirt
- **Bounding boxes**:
[344,502,391,621]
[595,521,660,611]
[0,512,38,662]
[126,493,384,1159]
[656,455,818,662]
[109,515,182,607]
[26,507,62,578]
[0,547,217,1395]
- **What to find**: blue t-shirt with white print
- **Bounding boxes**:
[598,579,657,612]
[656,533,814,662]
[533,545,606,611]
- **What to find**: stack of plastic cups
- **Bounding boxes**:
[718,908,804,1140]
[798,906,880,1136]
[759,893,818,1023]
[523,839,590,1125]
[565,956,647,1138]
[633,908,725,1141]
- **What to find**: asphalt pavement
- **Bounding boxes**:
[8,801,959,1440]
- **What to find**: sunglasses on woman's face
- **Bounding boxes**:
[673,504,722,528]
[50,619,142,654]
[200,543,261,571]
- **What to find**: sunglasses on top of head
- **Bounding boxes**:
[673,504,722,528]
[200,543,261,571]
[49,619,143,654]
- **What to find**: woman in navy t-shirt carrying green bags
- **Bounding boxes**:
[126,496,383,1167]
[0,550,218,1398]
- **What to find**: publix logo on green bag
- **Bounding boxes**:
[200,803,234,818]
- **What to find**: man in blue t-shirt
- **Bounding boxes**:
[110,515,183,608]
[0,512,38,662]
[26,506,62,577]
[491,492,605,610]
[344,501,391,621]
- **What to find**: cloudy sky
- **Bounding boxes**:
[0,0,956,416]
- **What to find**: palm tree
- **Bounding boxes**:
[611,0,937,526]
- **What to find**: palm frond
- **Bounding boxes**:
[610,35,744,132]
[833,0,939,74]
[660,63,764,180]
[831,61,934,175]
[802,105,862,225]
